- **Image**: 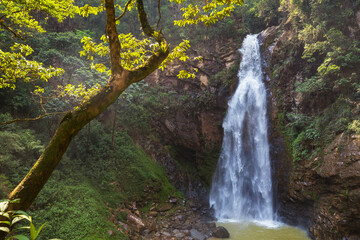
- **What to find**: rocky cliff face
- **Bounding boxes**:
[128,9,360,240]
[129,37,242,204]
[261,22,360,240]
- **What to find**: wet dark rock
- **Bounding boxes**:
[212,226,230,238]
[190,229,206,240]
[174,232,185,238]
[169,198,178,203]
[162,231,171,237]
[157,203,173,212]
[122,200,218,239]
[149,211,158,217]
[207,222,217,229]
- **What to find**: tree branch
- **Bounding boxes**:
[127,0,169,84]
[156,0,161,30]
[0,10,22,20]
[0,21,22,39]
[128,46,169,84]
[136,0,155,38]
[0,112,67,125]
[115,0,132,21]
[105,0,123,74]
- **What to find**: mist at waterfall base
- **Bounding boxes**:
[209,35,309,239]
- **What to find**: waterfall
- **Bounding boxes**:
[209,34,273,222]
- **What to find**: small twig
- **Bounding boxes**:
[0,22,22,39]
[0,10,22,20]
[115,0,133,21]
[156,0,161,30]
[40,97,47,113]
[0,112,68,125]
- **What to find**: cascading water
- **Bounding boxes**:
[209,34,273,222]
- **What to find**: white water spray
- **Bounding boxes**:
[209,34,273,222]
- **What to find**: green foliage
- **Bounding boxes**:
[117,83,186,134]
[0,118,176,239]
[0,199,49,240]
[159,40,192,71]
[197,147,221,187]
[273,0,360,165]
[0,0,76,90]
[295,76,326,95]
[292,132,309,162]
[212,63,239,87]
[174,0,243,27]
[30,173,126,240]
[0,0,74,37]
[283,98,353,162]
[241,0,281,30]
[348,120,360,134]
[0,129,43,184]
[284,0,360,99]
[81,32,194,79]
[75,3,104,17]
[59,83,101,103]
[0,44,64,90]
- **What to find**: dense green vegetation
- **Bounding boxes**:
[0,118,178,239]
[272,0,360,163]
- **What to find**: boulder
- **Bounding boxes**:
[149,211,158,217]
[190,229,206,240]
[126,213,145,233]
[157,203,173,212]
[212,226,230,238]
[207,222,217,230]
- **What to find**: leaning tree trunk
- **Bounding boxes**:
[0,0,169,239]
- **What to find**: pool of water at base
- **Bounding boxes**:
[216,221,310,240]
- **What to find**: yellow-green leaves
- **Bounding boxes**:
[0,0,74,90]
[174,0,243,27]
[159,39,191,70]
[0,0,75,37]
[0,44,64,89]
[10,43,34,56]
[80,33,152,72]
[157,39,200,79]
[80,36,110,61]
[177,69,197,79]
[169,0,185,3]
[75,4,104,17]
[60,83,101,103]
[348,120,360,134]
[34,86,45,95]
[91,63,108,74]
[119,33,152,69]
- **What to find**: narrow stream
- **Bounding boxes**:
[209,34,309,239]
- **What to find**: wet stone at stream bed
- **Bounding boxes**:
[112,198,219,240]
